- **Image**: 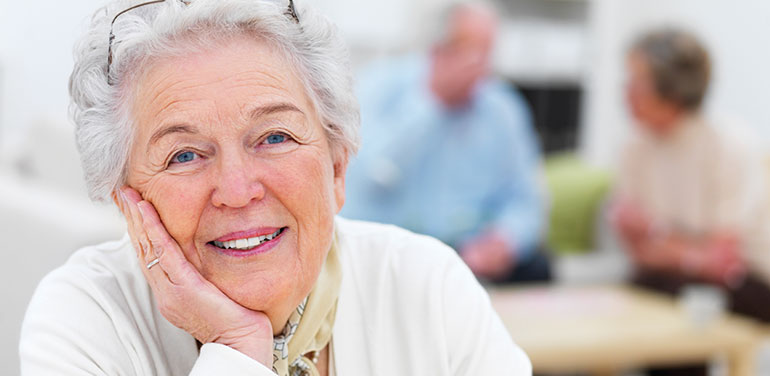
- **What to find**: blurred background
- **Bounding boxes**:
[2,0,770,375]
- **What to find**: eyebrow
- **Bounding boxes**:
[148,124,197,146]
[249,102,304,119]
[148,103,304,147]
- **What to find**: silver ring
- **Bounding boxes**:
[146,258,160,270]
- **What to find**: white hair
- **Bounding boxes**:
[427,0,498,46]
[69,0,360,202]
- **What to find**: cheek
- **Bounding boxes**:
[143,177,209,249]
[278,152,337,218]
[628,92,644,117]
[276,152,336,247]
[631,91,655,118]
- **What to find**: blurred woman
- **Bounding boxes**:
[613,29,770,375]
[614,28,770,321]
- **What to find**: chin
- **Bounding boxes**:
[195,244,300,309]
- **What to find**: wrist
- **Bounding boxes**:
[212,326,273,367]
[679,246,704,277]
[218,338,273,367]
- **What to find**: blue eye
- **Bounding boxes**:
[265,133,286,144]
[173,151,197,164]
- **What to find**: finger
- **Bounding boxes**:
[120,187,169,291]
[116,188,142,252]
[137,200,200,286]
[121,187,169,295]
[122,188,154,261]
[119,189,157,283]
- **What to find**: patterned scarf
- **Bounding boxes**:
[271,239,341,376]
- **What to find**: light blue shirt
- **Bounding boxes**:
[343,55,546,260]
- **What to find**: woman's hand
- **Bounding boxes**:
[609,198,651,244]
[117,187,274,366]
[699,233,746,287]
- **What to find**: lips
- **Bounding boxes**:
[207,227,287,256]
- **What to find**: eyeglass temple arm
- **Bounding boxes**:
[286,0,299,23]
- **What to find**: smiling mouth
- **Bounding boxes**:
[208,227,286,251]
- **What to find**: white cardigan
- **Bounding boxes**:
[20,218,531,375]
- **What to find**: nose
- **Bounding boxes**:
[211,151,265,208]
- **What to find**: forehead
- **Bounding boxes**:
[131,35,311,123]
[449,8,496,46]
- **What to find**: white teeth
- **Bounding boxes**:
[213,228,283,250]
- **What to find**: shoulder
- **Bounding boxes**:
[335,217,460,279]
[21,237,141,345]
[471,79,534,142]
[24,236,146,318]
[22,236,142,321]
[335,217,470,310]
[332,217,531,374]
[477,79,529,114]
[334,216,491,332]
[20,237,190,374]
[705,117,762,161]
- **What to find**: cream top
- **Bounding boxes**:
[618,115,770,282]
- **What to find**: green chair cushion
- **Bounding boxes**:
[544,153,612,254]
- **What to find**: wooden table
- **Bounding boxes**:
[489,284,764,375]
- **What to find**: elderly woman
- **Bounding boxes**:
[614,29,770,324]
[613,31,770,376]
[19,0,530,375]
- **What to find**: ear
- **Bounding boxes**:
[332,150,349,214]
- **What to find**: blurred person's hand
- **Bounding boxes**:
[461,231,515,280]
[633,229,747,288]
[632,235,681,270]
[697,233,746,287]
[429,47,487,108]
[610,198,651,244]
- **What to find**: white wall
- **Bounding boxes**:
[582,0,770,168]
[0,2,121,374]
[0,0,105,159]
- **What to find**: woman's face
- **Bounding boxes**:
[125,35,347,331]
[626,51,682,135]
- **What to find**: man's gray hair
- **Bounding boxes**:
[428,0,498,46]
[70,0,360,202]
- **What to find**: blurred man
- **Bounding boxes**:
[614,28,770,321]
[343,2,550,283]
